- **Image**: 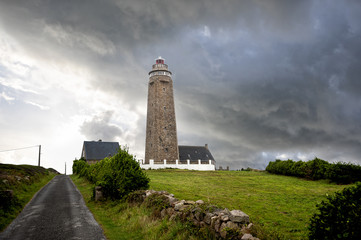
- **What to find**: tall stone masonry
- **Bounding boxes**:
[145,57,179,164]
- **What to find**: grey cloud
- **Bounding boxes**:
[1,0,361,170]
[80,111,122,141]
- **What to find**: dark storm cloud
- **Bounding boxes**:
[1,0,361,169]
[172,0,361,168]
[80,111,122,141]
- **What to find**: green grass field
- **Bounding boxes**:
[146,169,352,239]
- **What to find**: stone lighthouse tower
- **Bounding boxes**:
[145,57,179,164]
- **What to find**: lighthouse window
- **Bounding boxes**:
[163,88,165,91]
[165,148,168,152]
[164,106,166,110]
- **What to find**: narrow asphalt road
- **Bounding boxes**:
[0,175,106,240]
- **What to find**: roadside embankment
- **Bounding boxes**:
[0,163,58,230]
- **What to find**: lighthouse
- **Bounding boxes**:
[145,57,179,164]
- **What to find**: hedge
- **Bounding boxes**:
[266,158,361,184]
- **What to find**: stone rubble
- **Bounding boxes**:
[143,190,260,240]
[94,187,261,239]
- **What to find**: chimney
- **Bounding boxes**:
[205,144,208,149]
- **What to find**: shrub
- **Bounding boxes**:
[98,149,150,199]
[72,147,150,200]
[325,162,361,184]
[308,182,361,240]
[266,158,361,184]
[72,158,87,175]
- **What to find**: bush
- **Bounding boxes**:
[308,182,361,240]
[72,147,150,200]
[97,149,150,199]
[325,162,361,184]
[266,158,361,184]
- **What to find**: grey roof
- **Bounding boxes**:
[81,141,120,161]
[178,145,215,163]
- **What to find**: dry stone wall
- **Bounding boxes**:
[125,189,260,240]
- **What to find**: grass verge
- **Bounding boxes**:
[0,164,57,231]
[70,174,205,240]
[146,169,353,240]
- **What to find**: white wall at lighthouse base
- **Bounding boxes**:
[139,159,215,171]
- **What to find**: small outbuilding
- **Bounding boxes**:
[81,140,120,164]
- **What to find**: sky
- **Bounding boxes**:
[0,0,361,173]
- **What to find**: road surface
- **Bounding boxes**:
[0,175,106,240]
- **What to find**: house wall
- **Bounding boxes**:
[86,160,100,165]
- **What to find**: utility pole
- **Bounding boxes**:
[38,145,41,167]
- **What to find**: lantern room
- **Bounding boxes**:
[156,56,165,64]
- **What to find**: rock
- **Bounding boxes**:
[220,222,228,238]
[194,210,203,221]
[241,233,254,240]
[227,221,239,230]
[166,207,175,216]
[169,214,176,221]
[185,200,195,205]
[145,190,156,197]
[214,219,221,233]
[204,213,214,224]
[94,186,104,201]
[221,215,230,222]
[196,200,204,205]
[167,196,178,206]
[161,208,167,218]
[246,223,253,230]
[174,201,185,211]
[224,208,231,215]
[210,216,218,228]
[170,212,182,221]
[193,219,200,227]
[230,210,249,224]
[191,207,200,213]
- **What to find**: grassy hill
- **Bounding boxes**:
[146,169,353,239]
[0,163,58,231]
